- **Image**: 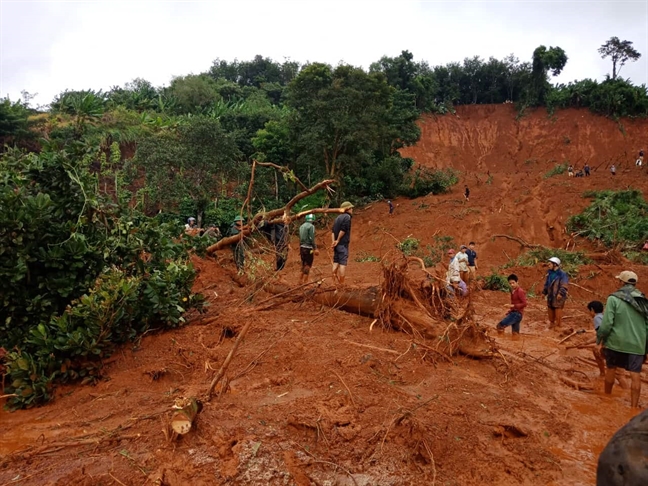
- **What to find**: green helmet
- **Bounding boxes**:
[233,215,244,222]
[305,214,315,222]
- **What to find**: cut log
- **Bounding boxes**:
[171,397,200,435]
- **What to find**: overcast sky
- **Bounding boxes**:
[2,0,647,107]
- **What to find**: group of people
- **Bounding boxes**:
[216,201,356,285]
[495,256,648,409]
[567,163,592,178]
[445,244,478,296]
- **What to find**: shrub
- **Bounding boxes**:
[513,247,589,277]
[568,190,648,250]
[0,148,202,409]
[398,237,420,255]
[543,163,567,179]
[400,167,459,198]
[480,273,511,292]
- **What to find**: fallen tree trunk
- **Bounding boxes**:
[171,397,201,435]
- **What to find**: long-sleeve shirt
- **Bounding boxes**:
[446,257,460,283]
[543,269,569,309]
[597,285,648,355]
[509,287,527,315]
[456,252,469,272]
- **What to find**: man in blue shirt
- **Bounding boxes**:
[466,242,478,283]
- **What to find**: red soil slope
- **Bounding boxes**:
[2,106,648,486]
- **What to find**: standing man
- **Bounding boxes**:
[464,186,470,202]
[496,274,527,335]
[466,242,478,282]
[331,201,354,285]
[299,214,319,284]
[584,162,591,177]
[456,245,470,283]
[227,216,246,272]
[542,257,569,329]
[387,200,394,216]
[611,164,617,176]
[597,271,648,408]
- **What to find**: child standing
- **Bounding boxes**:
[496,274,527,334]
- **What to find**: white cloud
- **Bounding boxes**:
[2,0,647,106]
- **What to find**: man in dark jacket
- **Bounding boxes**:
[542,257,569,329]
[597,271,648,408]
[331,201,354,285]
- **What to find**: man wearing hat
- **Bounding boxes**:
[542,257,569,329]
[597,270,648,408]
[446,249,461,285]
[331,202,354,285]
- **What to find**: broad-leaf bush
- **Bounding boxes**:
[0,148,203,409]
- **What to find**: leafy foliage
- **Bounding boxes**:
[568,190,648,249]
[599,37,641,80]
[0,148,202,409]
[480,273,511,292]
[543,163,568,179]
[401,167,459,197]
[504,246,589,277]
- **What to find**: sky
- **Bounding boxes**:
[2,0,648,107]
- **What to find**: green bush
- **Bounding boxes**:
[400,167,459,198]
[0,148,203,409]
[568,190,648,250]
[398,237,420,255]
[543,163,568,179]
[479,272,511,292]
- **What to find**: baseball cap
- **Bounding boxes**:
[616,271,638,284]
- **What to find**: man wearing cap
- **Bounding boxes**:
[456,246,470,284]
[542,257,569,329]
[597,270,648,408]
[299,214,319,284]
[331,202,354,285]
[446,249,461,285]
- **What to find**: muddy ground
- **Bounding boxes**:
[2,106,648,485]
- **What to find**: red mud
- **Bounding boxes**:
[2,105,648,485]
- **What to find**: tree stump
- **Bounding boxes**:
[171,397,200,435]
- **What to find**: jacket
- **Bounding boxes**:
[543,268,569,309]
[597,285,648,355]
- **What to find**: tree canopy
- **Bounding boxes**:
[599,36,642,80]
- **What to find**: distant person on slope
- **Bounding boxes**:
[466,242,478,282]
[597,271,648,408]
[637,150,644,166]
[464,186,470,202]
[568,165,574,177]
[542,257,569,329]
[611,164,617,176]
[456,245,470,283]
[185,217,200,236]
[496,274,527,335]
[299,214,319,284]
[331,201,354,285]
[387,200,394,216]
[584,162,591,176]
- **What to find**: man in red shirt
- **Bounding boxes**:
[496,274,527,334]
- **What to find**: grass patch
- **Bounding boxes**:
[397,235,455,267]
[355,251,381,263]
[543,163,568,179]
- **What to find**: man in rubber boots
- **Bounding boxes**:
[299,214,319,284]
[542,257,569,329]
[597,271,648,408]
[331,201,354,285]
[227,215,245,272]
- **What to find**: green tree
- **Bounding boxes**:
[599,37,641,80]
[134,116,244,220]
[167,74,221,114]
[530,45,568,105]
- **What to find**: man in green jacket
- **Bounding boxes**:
[597,271,648,408]
[298,214,319,284]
